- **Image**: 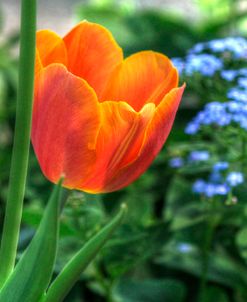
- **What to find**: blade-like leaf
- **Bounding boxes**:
[0,180,63,302]
[43,204,127,302]
[112,278,186,302]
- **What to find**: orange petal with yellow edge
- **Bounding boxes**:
[35,50,43,75]
[100,85,185,192]
[32,64,101,188]
[63,21,123,99]
[36,30,67,67]
[81,101,156,193]
[102,51,178,111]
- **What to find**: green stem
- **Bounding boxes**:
[0,0,36,287]
[198,220,215,302]
[198,203,219,302]
[241,134,247,170]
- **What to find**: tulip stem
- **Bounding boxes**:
[0,0,36,287]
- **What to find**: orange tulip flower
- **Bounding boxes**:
[32,21,185,193]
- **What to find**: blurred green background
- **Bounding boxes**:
[1,0,247,301]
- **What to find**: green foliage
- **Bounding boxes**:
[1,1,247,301]
[0,180,63,302]
[158,240,247,289]
[44,204,127,302]
[112,278,186,302]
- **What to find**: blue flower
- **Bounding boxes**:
[226,172,244,187]
[208,39,228,52]
[226,101,243,113]
[214,183,230,195]
[189,37,247,59]
[209,162,229,183]
[204,102,228,124]
[239,68,247,76]
[178,243,193,253]
[188,150,210,162]
[184,54,223,76]
[236,115,247,130]
[193,179,206,194]
[227,87,247,102]
[204,183,217,197]
[238,77,247,88]
[209,170,222,183]
[185,101,234,135]
[221,70,237,81]
[193,180,230,197]
[217,113,232,126]
[169,157,184,168]
[185,121,200,135]
[189,42,205,54]
[179,37,247,81]
[208,37,247,59]
[213,162,229,171]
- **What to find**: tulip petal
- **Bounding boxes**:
[101,85,185,192]
[102,51,178,111]
[82,101,155,192]
[35,50,43,75]
[32,64,101,188]
[36,30,67,67]
[63,21,123,99]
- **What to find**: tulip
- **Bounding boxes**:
[32,21,185,193]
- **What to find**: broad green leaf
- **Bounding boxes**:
[164,176,196,221]
[157,240,247,290]
[112,278,186,302]
[203,286,229,302]
[22,203,76,237]
[102,222,170,278]
[236,227,247,263]
[43,204,127,302]
[169,203,206,230]
[0,181,62,302]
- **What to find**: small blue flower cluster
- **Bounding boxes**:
[227,87,247,102]
[172,54,223,76]
[170,37,247,200]
[184,54,223,76]
[225,68,247,105]
[220,68,247,82]
[169,150,209,168]
[169,157,184,168]
[193,180,230,197]
[185,94,247,134]
[169,154,244,197]
[190,37,247,59]
[172,37,247,77]
[188,150,210,161]
[185,102,230,134]
[193,162,244,197]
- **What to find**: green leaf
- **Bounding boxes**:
[43,203,127,302]
[203,286,229,302]
[103,222,170,278]
[169,203,206,231]
[0,180,63,302]
[236,227,247,263]
[157,240,247,290]
[22,202,77,238]
[112,278,186,302]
